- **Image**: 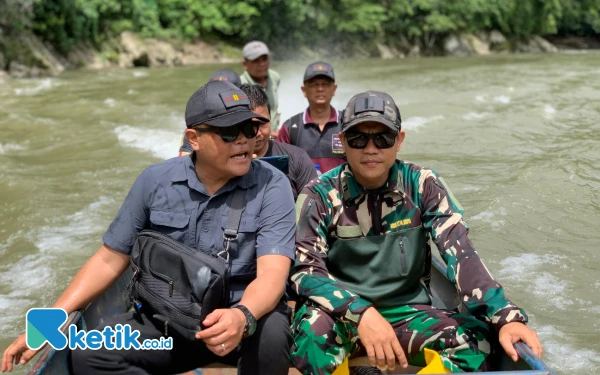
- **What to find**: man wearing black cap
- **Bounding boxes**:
[209,69,243,88]
[277,61,346,173]
[1,81,296,375]
[180,81,317,196]
[179,69,243,156]
[290,91,543,375]
[179,83,316,201]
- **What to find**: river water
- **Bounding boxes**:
[1,53,599,374]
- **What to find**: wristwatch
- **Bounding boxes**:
[233,304,257,338]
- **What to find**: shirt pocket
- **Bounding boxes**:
[396,226,427,278]
[149,210,190,245]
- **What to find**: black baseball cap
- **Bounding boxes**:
[185,81,268,128]
[341,91,402,133]
[209,69,242,88]
[303,61,335,83]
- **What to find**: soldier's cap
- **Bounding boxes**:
[209,69,242,88]
[341,91,402,133]
[303,61,335,83]
[242,41,270,61]
[185,81,268,128]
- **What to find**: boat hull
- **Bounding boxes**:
[28,258,553,374]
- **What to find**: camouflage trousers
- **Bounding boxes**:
[291,304,493,375]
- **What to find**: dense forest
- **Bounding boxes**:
[1,0,599,70]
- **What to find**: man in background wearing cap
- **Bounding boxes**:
[277,61,346,173]
[1,81,296,375]
[242,84,317,200]
[209,69,243,88]
[179,69,243,156]
[241,41,281,131]
[289,91,543,375]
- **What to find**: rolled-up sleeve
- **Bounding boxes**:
[255,169,296,259]
[419,169,528,330]
[102,169,150,255]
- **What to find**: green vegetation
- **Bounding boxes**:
[1,0,599,57]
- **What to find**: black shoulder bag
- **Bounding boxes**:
[128,188,245,341]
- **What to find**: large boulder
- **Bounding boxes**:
[118,32,179,68]
[465,34,490,55]
[376,43,404,59]
[119,32,148,68]
[515,36,558,54]
[475,30,508,52]
[20,34,66,74]
[533,36,558,53]
[489,30,507,45]
[408,45,420,57]
[8,61,44,78]
[444,35,475,56]
[1,31,69,76]
[445,34,490,56]
[181,41,236,65]
[146,39,182,67]
[67,43,112,70]
[376,43,394,59]
[118,32,236,68]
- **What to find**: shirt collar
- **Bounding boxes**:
[304,106,338,125]
[341,160,405,202]
[171,153,257,195]
[242,70,270,86]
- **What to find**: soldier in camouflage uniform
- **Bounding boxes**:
[290,91,543,374]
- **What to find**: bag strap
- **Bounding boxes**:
[286,113,303,146]
[217,188,246,262]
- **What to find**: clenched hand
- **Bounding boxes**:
[196,308,247,357]
[357,307,408,371]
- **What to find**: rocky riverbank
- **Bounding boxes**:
[0,29,592,80]
[368,31,559,60]
[0,31,240,79]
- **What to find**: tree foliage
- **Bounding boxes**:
[3,0,598,55]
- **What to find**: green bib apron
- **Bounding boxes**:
[327,226,431,308]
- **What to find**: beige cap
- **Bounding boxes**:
[242,41,270,61]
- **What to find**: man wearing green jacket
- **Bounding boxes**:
[290,91,543,374]
[241,40,281,131]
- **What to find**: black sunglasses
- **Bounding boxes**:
[194,121,259,143]
[345,132,397,149]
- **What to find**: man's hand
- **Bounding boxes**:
[195,308,246,357]
[357,307,408,371]
[1,334,42,372]
[499,322,543,361]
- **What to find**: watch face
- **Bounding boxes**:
[247,320,257,336]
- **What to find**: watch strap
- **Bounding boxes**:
[233,304,256,337]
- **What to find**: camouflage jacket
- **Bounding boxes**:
[290,160,528,330]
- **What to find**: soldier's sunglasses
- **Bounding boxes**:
[194,121,260,143]
[345,132,397,149]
